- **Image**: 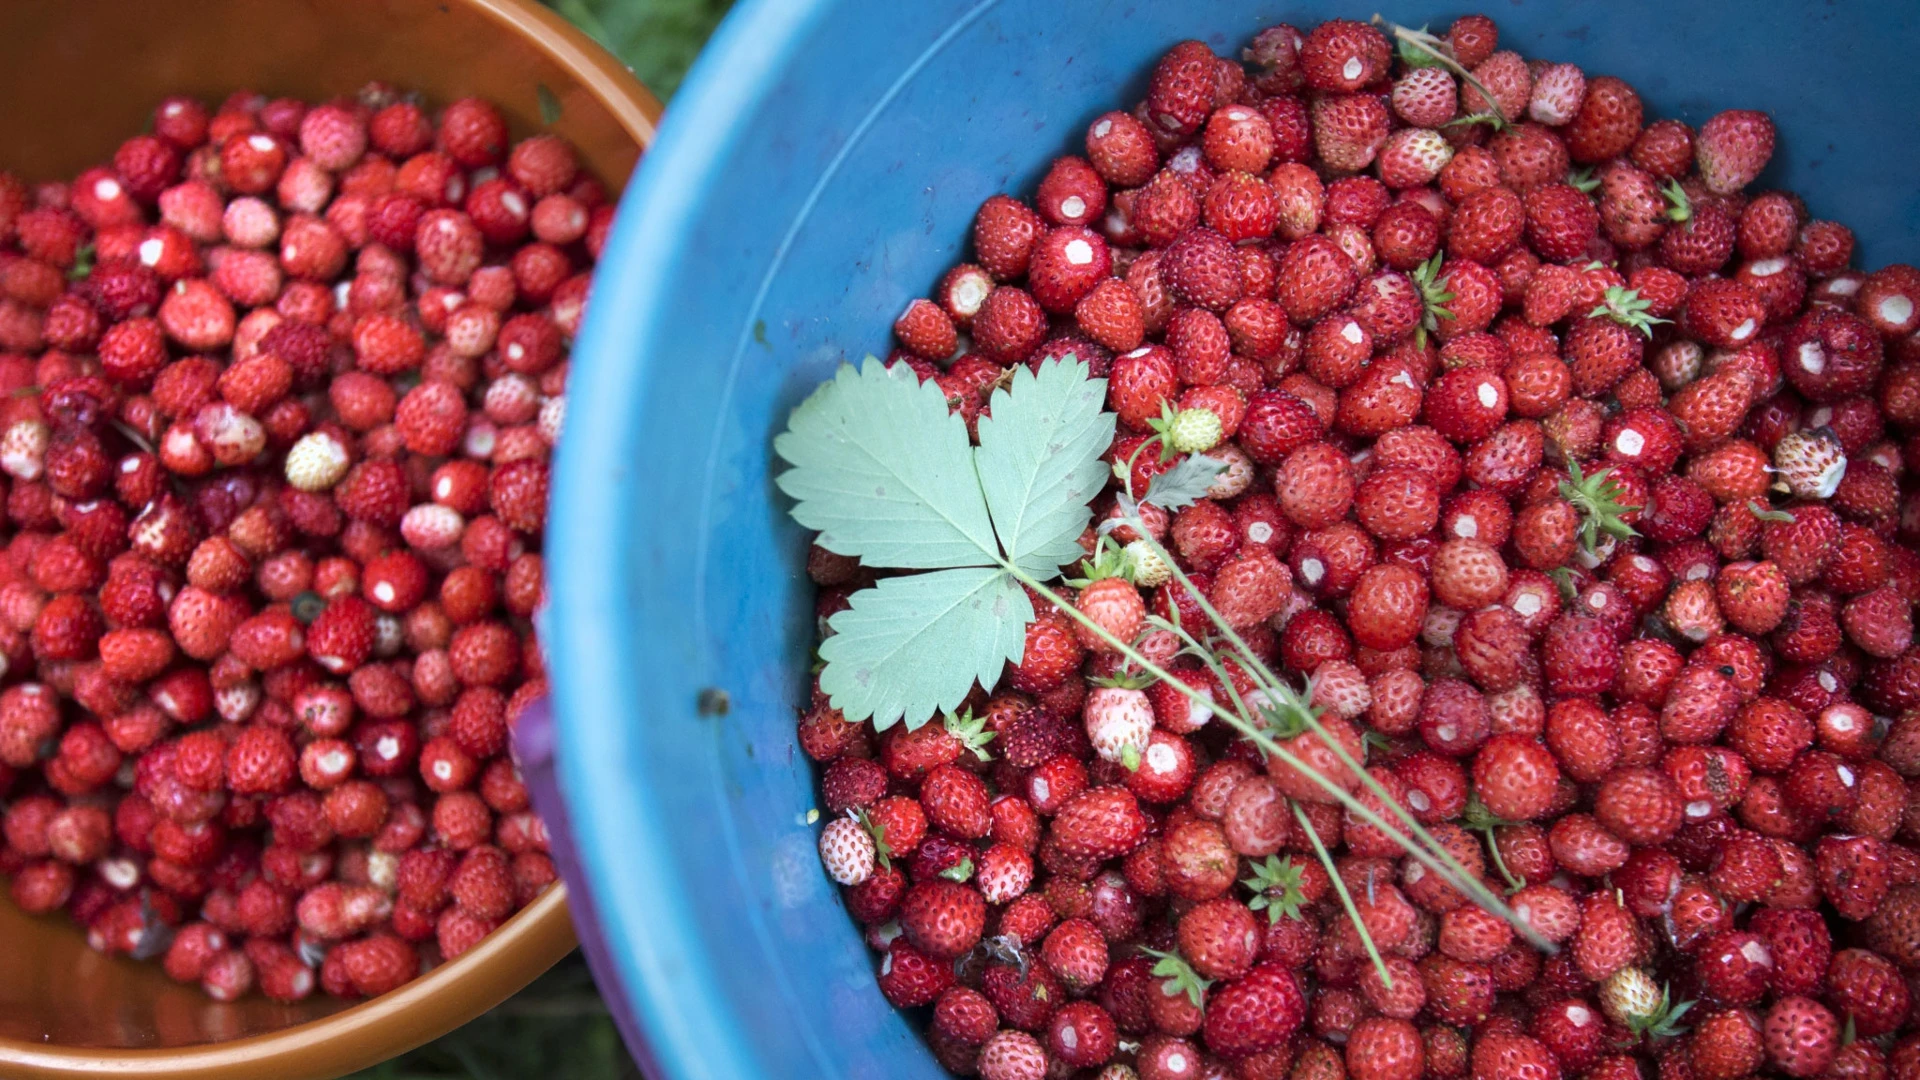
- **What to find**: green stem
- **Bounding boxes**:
[1371,15,1510,126]
[1295,800,1395,989]
[1087,505,1551,951]
[1001,557,1542,949]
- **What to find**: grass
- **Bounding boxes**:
[347,2,733,1076]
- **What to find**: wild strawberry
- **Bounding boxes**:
[1694,110,1775,196]
[819,815,876,886]
[1762,997,1837,1078]
[1312,94,1390,174]
[1201,963,1305,1058]
[898,878,987,961]
[1564,76,1644,163]
[1275,234,1358,323]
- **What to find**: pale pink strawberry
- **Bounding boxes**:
[1696,110,1776,195]
[1392,67,1458,129]
[1378,129,1453,190]
[819,816,876,886]
[1772,429,1847,500]
[1084,686,1154,766]
[1528,64,1587,126]
[1313,94,1390,173]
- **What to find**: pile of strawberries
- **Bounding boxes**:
[0,85,597,1001]
[802,13,1920,1080]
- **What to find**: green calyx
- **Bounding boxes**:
[853,808,893,872]
[1561,459,1642,553]
[1589,286,1671,338]
[1089,666,1156,692]
[1567,167,1600,194]
[1064,535,1134,588]
[1662,178,1692,223]
[1141,948,1213,1009]
[1627,984,1695,1040]
[1253,677,1324,740]
[940,856,975,883]
[1462,793,1525,893]
[67,243,95,282]
[1241,855,1309,924]
[1393,23,1446,68]
[944,708,996,762]
[1411,253,1457,351]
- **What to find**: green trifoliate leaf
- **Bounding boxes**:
[817,567,1030,730]
[1141,454,1227,513]
[975,357,1114,578]
[775,359,999,570]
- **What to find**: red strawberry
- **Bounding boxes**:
[898,880,986,960]
[1276,234,1359,323]
[1201,963,1305,1058]
[1682,278,1765,348]
[1299,20,1390,93]
[1564,76,1644,163]
[1695,110,1775,196]
[1312,94,1390,174]
[1523,183,1600,262]
[1762,997,1837,1078]
[1050,786,1148,861]
[1688,1009,1764,1080]
[1146,41,1218,137]
[972,195,1043,280]
[1825,948,1909,1037]
[1449,186,1526,266]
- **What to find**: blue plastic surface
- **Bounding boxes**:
[548,2,1920,1077]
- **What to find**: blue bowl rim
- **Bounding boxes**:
[546,1,826,1077]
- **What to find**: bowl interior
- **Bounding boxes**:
[552,1,1920,1078]
[0,0,653,1071]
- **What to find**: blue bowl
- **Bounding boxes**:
[547,2,1920,1077]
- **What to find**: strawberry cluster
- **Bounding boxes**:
[801,14,1920,1080]
[0,85,592,1002]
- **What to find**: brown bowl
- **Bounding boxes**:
[0,1,659,1076]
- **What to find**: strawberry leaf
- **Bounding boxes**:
[1140,454,1227,512]
[778,356,1116,729]
[817,568,1031,729]
[776,359,1000,570]
[976,357,1114,578]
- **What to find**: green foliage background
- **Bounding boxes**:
[349,2,732,1075]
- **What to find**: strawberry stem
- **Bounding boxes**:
[1294,800,1394,989]
[1012,524,1553,953]
[1372,16,1509,128]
